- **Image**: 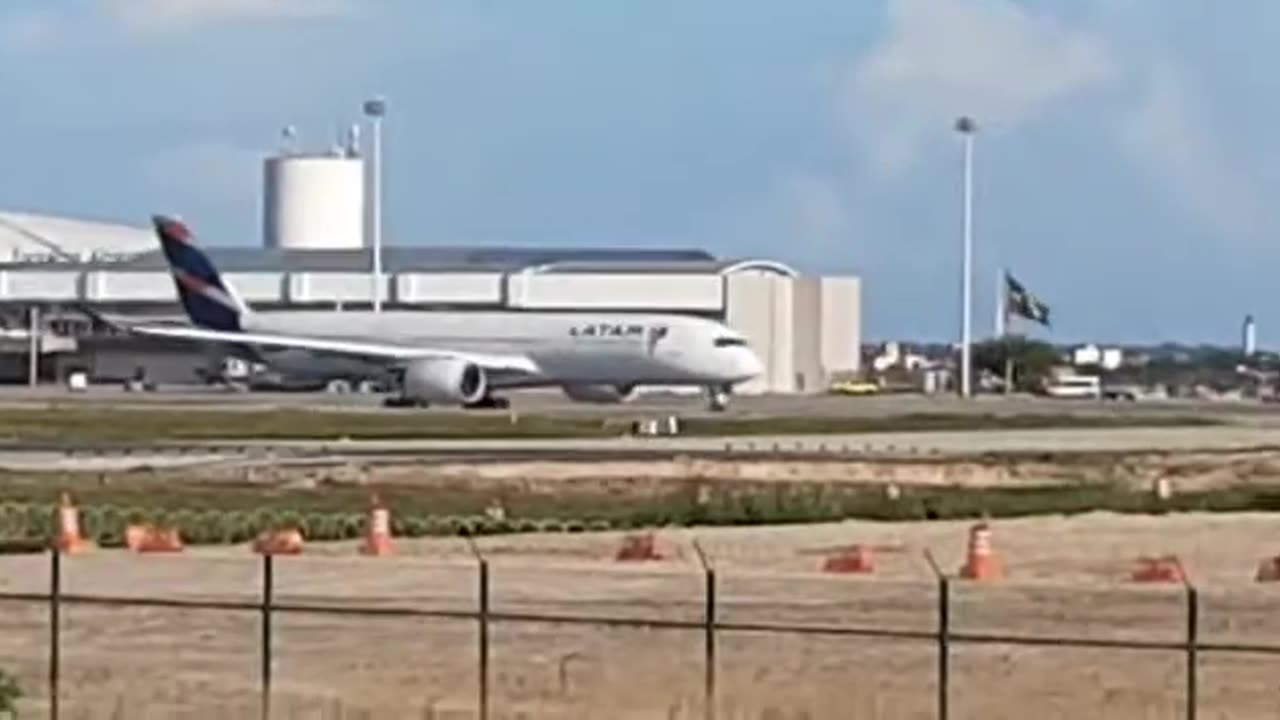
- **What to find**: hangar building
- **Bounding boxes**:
[0,139,861,394]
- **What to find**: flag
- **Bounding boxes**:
[1004,272,1050,327]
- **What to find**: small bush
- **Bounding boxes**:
[25,505,52,542]
[0,667,20,714]
[213,510,251,544]
[534,518,565,533]
[416,516,451,536]
[340,514,363,540]
[193,510,226,545]
[276,510,303,534]
[249,509,277,536]
[474,516,512,536]
[453,517,481,537]
[171,509,201,541]
[100,505,126,543]
[300,513,330,541]
[513,518,540,534]
[398,516,429,537]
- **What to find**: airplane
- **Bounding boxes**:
[101,215,765,411]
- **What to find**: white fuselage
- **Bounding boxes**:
[238,309,763,390]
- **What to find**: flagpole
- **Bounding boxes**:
[999,268,1013,394]
[995,268,1005,339]
[956,116,977,399]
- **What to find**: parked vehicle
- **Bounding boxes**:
[1042,374,1101,399]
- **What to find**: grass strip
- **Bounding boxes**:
[1,477,1276,548]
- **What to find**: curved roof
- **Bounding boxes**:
[528,258,799,277]
[714,259,800,277]
[0,212,155,262]
[0,210,801,277]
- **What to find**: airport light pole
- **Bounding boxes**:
[955,115,978,398]
[363,96,387,313]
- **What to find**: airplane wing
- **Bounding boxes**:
[121,322,542,375]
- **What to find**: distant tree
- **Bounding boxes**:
[972,336,1061,391]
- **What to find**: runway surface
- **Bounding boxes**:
[194,424,1280,456]
[0,425,1276,473]
[5,383,1280,422]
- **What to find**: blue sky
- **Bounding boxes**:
[1,1,1278,348]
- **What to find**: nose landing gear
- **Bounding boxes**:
[706,384,731,412]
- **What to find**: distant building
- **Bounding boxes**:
[871,341,930,372]
[1071,343,1123,371]
[1243,315,1258,357]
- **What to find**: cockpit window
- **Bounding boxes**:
[714,337,748,347]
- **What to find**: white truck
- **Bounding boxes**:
[1042,374,1101,399]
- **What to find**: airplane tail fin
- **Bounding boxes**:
[151,214,249,332]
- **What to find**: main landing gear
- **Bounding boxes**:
[464,394,511,410]
[381,394,511,410]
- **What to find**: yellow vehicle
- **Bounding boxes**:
[829,379,880,395]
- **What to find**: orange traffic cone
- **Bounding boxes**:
[615,532,665,561]
[1131,555,1186,583]
[359,494,394,556]
[54,493,92,554]
[958,522,1002,580]
[125,524,184,553]
[822,544,875,574]
[253,528,304,555]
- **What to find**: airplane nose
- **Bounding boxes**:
[739,349,765,379]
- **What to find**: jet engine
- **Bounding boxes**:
[561,384,638,404]
[401,358,487,405]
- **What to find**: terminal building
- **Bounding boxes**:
[0,131,862,395]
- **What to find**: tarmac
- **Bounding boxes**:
[4,382,1280,420]
[0,421,1276,474]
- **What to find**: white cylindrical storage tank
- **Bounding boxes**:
[1243,314,1257,357]
[262,154,365,249]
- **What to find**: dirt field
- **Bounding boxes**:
[2,511,1280,718]
[361,445,1280,492]
[60,438,1280,496]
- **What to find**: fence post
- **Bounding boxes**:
[1184,580,1198,720]
[48,547,61,720]
[925,550,949,720]
[693,540,716,720]
[468,537,489,720]
[260,553,274,720]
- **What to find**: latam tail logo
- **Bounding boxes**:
[152,215,243,332]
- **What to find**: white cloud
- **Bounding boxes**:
[99,0,355,33]
[839,0,1117,176]
[0,0,354,53]
[1117,63,1269,244]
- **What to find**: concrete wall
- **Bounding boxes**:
[820,276,862,378]
[788,276,862,393]
[507,273,723,311]
[791,278,823,393]
[726,271,794,394]
[395,273,503,304]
